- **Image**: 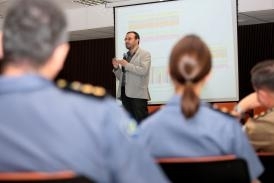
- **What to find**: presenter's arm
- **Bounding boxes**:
[112,58,122,80]
[123,51,151,76]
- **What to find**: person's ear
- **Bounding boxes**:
[268,90,274,107]
[0,31,3,59]
[200,70,212,85]
[204,70,212,83]
[50,43,70,74]
[53,43,70,66]
[257,89,273,108]
[167,66,171,76]
[39,43,70,79]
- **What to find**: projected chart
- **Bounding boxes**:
[149,66,171,85]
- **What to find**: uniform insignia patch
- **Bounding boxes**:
[56,79,106,98]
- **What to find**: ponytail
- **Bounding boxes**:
[181,82,200,119]
[169,35,212,119]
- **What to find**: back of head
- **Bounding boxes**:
[251,60,274,91]
[2,0,67,67]
[169,35,212,119]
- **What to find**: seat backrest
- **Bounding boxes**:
[0,171,94,183]
[157,155,250,183]
[258,152,274,183]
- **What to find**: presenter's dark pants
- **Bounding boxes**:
[121,86,148,124]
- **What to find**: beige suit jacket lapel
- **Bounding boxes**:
[130,48,140,64]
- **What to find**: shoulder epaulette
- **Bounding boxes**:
[56,79,106,99]
[253,108,274,120]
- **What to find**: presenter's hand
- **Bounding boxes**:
[112,58,119,69]
[118,59,128,66]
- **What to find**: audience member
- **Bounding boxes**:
[136,35,263,182]
[236,60,274,152]
[0,1,169,182]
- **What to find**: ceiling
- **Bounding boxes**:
[238,10,274,25]
[1,0,274,41]
[70,27,114,41]
[0,0,87,18]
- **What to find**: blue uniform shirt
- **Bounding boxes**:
[136,94,264,180]
[0,74,169,183]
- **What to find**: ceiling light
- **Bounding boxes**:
[72,0,110,6]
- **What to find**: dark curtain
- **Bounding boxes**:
[56,38,116,97]
[238,23,274,99]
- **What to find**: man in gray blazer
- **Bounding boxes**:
[113,31,151,123]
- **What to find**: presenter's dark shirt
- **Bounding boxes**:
[122,51,135,87]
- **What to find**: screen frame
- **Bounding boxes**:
[113,0,239,104]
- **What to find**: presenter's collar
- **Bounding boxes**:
[130,47,139,56]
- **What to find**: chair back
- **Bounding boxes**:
[258,152,274,183]
[0,171,94,183]
[157,155,250,183]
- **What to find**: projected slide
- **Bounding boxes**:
[115,0,238,104]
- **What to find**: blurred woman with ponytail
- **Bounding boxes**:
[136,35,263,182]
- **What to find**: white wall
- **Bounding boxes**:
[66,0,274,32]
[66,5,113,31]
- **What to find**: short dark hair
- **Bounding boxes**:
[126,31,140,44]
[2,0,67,67]
[251,60,274,91]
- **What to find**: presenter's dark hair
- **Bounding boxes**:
[2,0,67,67]
[251,60,274,91]
[169,35,212,119]
[127,31,140,44]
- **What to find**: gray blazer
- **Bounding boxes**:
[113,47,151,100]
